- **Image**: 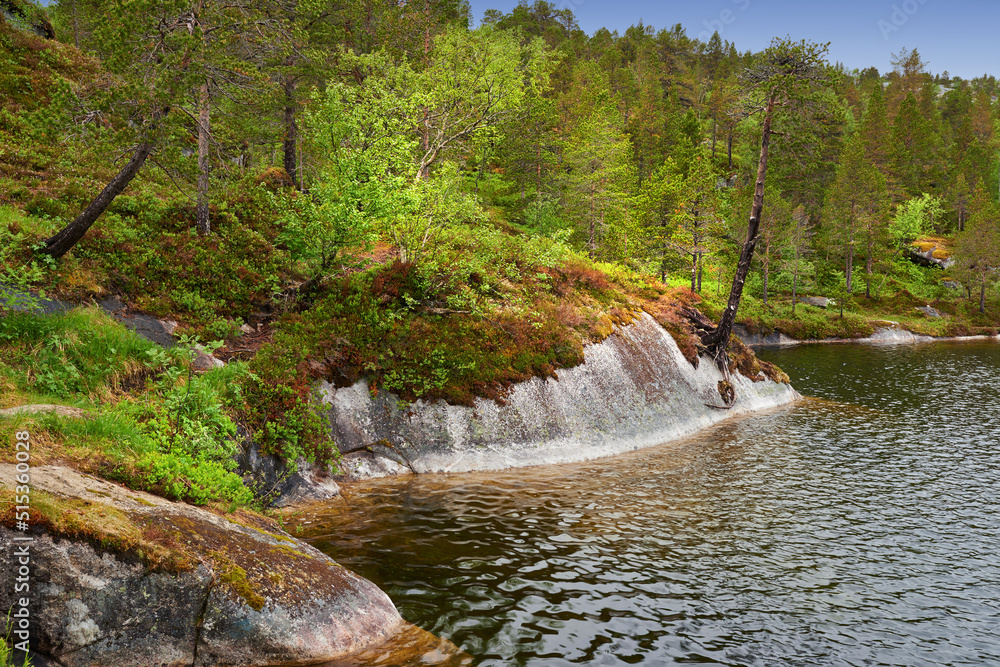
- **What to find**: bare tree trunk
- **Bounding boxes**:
[283,77,298,188]
[196,80,211,235]
[791,269,798,315]
[980,282,986,313]
[42,141,155,258]
[71,0,80,48]
[704,94,776,359]
[727,128,733,170]
[845,243,853,294]
[865,252,872,299]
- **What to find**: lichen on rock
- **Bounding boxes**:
[0,464,412,666]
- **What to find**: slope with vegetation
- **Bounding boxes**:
[2,0,1000,523]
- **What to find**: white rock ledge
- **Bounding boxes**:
[322,312,800,477]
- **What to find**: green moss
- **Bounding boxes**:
[217,555,266,611]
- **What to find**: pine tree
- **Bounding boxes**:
[704,38,831,363]
[668,152,722,292]
[955,202,1000,313]
[860,83,892,178]
[557,72,635,259]
[757,187,792,305]
[824,134,888,298]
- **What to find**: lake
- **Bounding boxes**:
[301,339,1000,666]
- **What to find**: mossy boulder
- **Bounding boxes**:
[0,464,412,666]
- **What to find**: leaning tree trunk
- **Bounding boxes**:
[196,80,212,235]
[704,93,777,361]
[42,141,155,258]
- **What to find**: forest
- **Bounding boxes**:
[2,0,1000,506]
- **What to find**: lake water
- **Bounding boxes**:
[302,340,1000,666]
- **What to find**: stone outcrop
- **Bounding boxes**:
[799,296,833,308]
[0,465,416,666]
[321,312,799,478]
[0,405,91,419]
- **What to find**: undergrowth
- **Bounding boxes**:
[0,309,256,508]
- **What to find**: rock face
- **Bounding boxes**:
[321,312,799,476]
[908,245,952,270]
[799,296,833,308]
[0,465,405,666]
[733,324,798,347]
[916,305,942,318]
[0,404,91,419]
[236,430,343,508]
[866,323,935,343]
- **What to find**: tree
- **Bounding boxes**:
[954,202,1000,313]
[182,0,287,234]
[667,153,721,292]
[887,46,927,114]
[415,24,553,179]
[557,96,635,259]
[556,62,635,260]
[272,0,346,189]
[785,205,812,315]
[891,193,944,246]
[950,172,973,232]
[637,161,679,282]
[702,38,831,366]
[891,91,937,197]
[41,0,188,258]
[41,0,286,256]
[757,187,793,305]
[287,52,419,290]
[860,82,892,178]
[824,134,887,298]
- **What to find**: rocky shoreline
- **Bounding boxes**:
[734,322,1000,347]
[2,299,799,666]
[322,313,799,481]
[0,464,469,666]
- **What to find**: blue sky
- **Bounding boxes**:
[469,0,1000,80]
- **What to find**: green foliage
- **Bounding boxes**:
[63,187,287,334]
[246,228,632,410]
[393,162,483,264]
[415,23,556,175]
[134,450,253,508]
[0,311,256,508]
[523,195,571,236]
[0,206,54,300]
[239,355,333,469]
[954,201,1000,313]
[891,193,945,245]
[0,308,156,398]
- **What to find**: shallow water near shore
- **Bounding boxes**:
[300,340,1000,666]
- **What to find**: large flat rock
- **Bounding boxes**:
[324,312,800,477]
[0,465,409,666]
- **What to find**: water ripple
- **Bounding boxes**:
[302,340,1000,666]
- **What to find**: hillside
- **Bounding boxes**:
[1,1,999,518]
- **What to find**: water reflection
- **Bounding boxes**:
[299,340,1000,666]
